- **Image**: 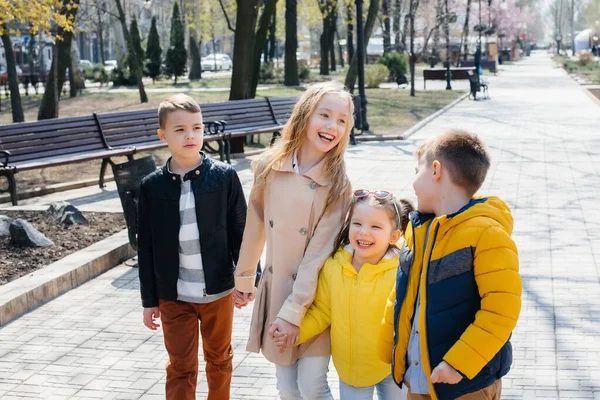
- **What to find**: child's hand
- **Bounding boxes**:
[271,329,289,353]
[233,288,256,309]
[430,361,463,384]
[268,318,299,348]
[143,307,161,331]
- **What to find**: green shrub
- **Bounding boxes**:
[298,62,310,81]
[365,64,389,88]
[259,62,275,82]
[377,51,408,85]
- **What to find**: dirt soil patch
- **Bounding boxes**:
[589,89,600,101]
[0,210,125,285]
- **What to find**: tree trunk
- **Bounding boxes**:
[344,0,381,92]
[336,29,344,68]
[38,3,79,121]
[1,33,24,122]
[96,4,106,64]
[329,11,337,71]
[432,0,442,59]
[284,0,299,86]
[409,0,419,96]
[402,14,409,51]
[320,14,331,75]
[250,0,278,98]
[38,43,60,120]
[114,0,148,102]
[347,2,354,65]
[230,0,261,153]
[382,0,391,54]
[69,57,77,98]
[393,0,402,51]
[457,0,471,64]
[269,8,277,61]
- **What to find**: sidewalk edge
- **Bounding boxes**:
[0,229,135,326]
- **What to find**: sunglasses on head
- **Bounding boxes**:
[353,189,401,229]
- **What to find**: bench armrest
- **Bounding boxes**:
[0,150,10,167]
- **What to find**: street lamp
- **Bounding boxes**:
[445,0,452,90]
[355,0,369,131]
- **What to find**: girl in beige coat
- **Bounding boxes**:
[233,81,354,399]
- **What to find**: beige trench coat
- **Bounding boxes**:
[234,154,351,366]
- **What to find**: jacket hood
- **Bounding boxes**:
[334,245,399,279]
[409,196,514,236]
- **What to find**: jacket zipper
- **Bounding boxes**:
[391,221,418,386]
[350,273,358,384]
[422,222,440,400]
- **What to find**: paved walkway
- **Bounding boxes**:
[1,51,600,399]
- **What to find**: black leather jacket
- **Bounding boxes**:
[137,155,248,307]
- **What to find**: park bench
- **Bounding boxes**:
[0,114,136,206]
[460,59,498,74]
[423,67,475,89]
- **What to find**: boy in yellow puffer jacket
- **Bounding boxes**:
[379,130,522,400]
[274,190,414,399]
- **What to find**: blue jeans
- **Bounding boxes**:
[339,374,405,400]
[275,356,333,400]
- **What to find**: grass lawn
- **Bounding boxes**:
[0,85,464,195]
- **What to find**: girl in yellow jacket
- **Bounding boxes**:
[275,190,414,400]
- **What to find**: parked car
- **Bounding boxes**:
[201,54,232,72]
[104,60,118,73]
[79,59,94,71]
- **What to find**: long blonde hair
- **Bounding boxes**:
[253,81,355,210]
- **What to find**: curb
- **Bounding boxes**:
[0,229,135,326]
[582,87,600,108]
[0,176,115,205]
[355,91,470,143]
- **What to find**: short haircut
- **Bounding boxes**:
[158,94,202,129]
[416,130,490,196]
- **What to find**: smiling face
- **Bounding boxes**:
[349,201,401,265]
[158,109,205,162]
[303,93,349,156]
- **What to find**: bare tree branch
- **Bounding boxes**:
[218,0,236,33]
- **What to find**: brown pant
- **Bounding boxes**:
[159,294,234,400]
[406,379,502,400]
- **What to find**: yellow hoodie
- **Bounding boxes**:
[299,245,398,387]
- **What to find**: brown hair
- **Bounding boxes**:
[252,81,355,211]
[332,195,414,257]
[158,94,202,129]
[416,129,490,196]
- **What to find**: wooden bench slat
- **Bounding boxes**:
[0,119,98,138]
[0,126,102,145]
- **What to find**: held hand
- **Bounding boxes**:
[430,361,463,384]
[233,288,256,309]
[268,318,300,349]
[143,307,161,331]
[271,327,289,353]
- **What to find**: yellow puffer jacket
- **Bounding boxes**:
[378,196,522,400]
[299,245,398,387]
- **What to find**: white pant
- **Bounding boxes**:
[339,374,405,400]
[275,356,333,400]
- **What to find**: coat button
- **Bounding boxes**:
[414,360,419,365]
[299,228,307,235]
[268,266,273,273]
[195,170,200,175]
[292,273,297,280]
[309,182,317,189]
[172,176,176,181]
[269,219,273,228]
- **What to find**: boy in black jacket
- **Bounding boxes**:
[138,94,247,400]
